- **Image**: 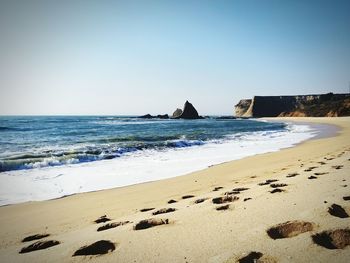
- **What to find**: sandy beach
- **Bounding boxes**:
[0,117,349,263]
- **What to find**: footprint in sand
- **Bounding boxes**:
[133,218,169,230]
[304,166,318,172]
[194,198,208,204]
[20,240,60,254]
[216,204,230,211]
[152,208,176,215]
[286,173,299,178]
[270,183,287,188]
[22,234,50,242]
[182,195,195,199]
[258,179,278,186]
[314,172,328,175]
[238,251,263,263]
[232,187,249,192]
[269,188,284,194]
[212,195,239,204]
[224,190,241,195]
[312,229,350,249]
[332,165,344,170]
[94,215,111,224]
[224,187,249,195]
[140,208,155,212]
[72,240,115,256]
[267,221,315,239]
[237,251,276,263]
[97,221,130,232]
[328,204,349,218]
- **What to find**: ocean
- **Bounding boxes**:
[0,116,317,205]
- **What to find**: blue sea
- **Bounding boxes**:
[0,116,289,172]
[0,116,317,205]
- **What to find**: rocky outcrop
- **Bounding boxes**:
[157,114,169,119]
[139,114,169,119]
[174,101,201,119]
[139,101,201,120]
[172,108,183,118]
[235,93,350,117]
[234,99,252,117]
[139,114,153,119]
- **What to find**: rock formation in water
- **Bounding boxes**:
[174,100,201,119]
[139,114,153,119]
[139,100,201,119]
[157,114,169,119]
[139,114,169,119]
[234,93,350,117]
[172,108,183,118]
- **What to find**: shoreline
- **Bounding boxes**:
[0,117,349,262]
[0,119,326,206]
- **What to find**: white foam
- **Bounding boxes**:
[0,123,317,205]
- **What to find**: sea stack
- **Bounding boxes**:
[175,100,200,119]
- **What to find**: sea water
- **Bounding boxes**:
[0,116,318,205]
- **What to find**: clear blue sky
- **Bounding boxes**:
[0,0,349,115]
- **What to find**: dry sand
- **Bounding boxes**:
[0,117,350,263]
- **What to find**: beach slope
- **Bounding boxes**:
[0,117,350,263]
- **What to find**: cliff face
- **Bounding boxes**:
[234,99,252,117]
[235,93,350,117]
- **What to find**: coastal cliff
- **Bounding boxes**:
[235,93,350,117]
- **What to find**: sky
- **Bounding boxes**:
[0,0,349,115]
